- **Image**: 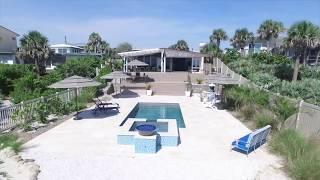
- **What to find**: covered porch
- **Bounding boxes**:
[118,48,210,73]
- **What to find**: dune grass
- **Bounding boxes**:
[270,129,320,180]
[0,134,22,153]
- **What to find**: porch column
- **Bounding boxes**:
[160,50,164,72]
[200,57,204,73]
[164,56,166,72]
[122,56,126,72]
[191,58,194,72]
[125,57,128,72]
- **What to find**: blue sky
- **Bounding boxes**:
[1,0,319,50]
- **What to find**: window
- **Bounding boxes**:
[58,48,67,54]
[192,58,201,72]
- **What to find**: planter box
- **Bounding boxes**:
[185,91,191,97]
[146,90,153,96]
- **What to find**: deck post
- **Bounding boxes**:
[122,56,126,72]
[160,50,164,72]
[125,57,128,72]
[200,57,204,73]
[191,58,193,72]
[164,55,166,72]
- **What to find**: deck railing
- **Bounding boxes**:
[0,89,78,132]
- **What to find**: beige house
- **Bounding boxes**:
[0,25,19,64]
[119,48,210,73]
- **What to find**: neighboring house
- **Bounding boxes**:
[50,43,85,54]
[241,37,320,65]
[0,25,19,64]
[119,48,210,73]
[47,43,101,70]
[243,37,282,55]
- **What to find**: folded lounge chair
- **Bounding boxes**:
[231,125,271,155]
[92,98,120,113]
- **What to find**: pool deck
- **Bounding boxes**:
[21,95,289,180]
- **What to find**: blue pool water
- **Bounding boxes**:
[121,103,186,128]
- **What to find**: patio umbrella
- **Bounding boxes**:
[127,59,148,67]
[48,75,101,120]
[100,71,130,94]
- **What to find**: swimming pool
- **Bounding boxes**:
[121,103,186,128]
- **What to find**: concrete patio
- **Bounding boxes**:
[21,95,288,180]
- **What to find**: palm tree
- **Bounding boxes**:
[200,43,222,58]
[257,20,285,51]
[17,31,51,76]
[86,32,102,53]
[169,40,189,51]
[230,28,254,55]
[99,40,110,54]
[103,48,118,71]
[286,21,320,81]
[210,29,228,49]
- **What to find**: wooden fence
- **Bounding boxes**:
[0,89,78,132]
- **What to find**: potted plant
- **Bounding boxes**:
[146,84,152,96]
[185,83,192,97]
[196,78,203,84]
[185,73,192,97]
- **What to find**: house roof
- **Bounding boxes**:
[0,25,20,36]
[118,48,210,58]
[50,43,84,49]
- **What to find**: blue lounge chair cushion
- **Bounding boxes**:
[232,133,250,151]
[231,125,271,154]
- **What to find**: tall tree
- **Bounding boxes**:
[99,40,110,54]
[17,31,51,76]
[86,32,102,53]
[200,43,222,58]
[286,21,320,81]
[210,29,228,49]
[116,42,133,53]
[103,48,118,70]
[257,19,285,51]
[230,28,254,55]
[169,40,189,51]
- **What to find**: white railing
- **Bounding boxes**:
[0,89,78,132]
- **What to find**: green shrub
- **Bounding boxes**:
[277,79,320,106]
[300,65,320,79]
[34,103,49,123]
[0,134,23,152]
[255,111,275,128]
[47,97,71,115]
[272,97,297,122]
[274,64,297,81]
[270,129,320,180]
[223,48,241,64]
[270,130,309,159]
[251,52,290,64]
[11,105,35,131]
[248,73,281,90]
[288,151,320,180]
[0,64,34,96]
[55,57,101,78]
[77,87,96,105]
[224,86,269,108]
